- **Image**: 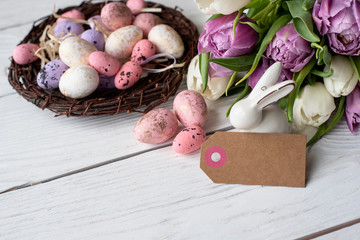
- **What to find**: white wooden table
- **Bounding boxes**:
[1,0,360,239]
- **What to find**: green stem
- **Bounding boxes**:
[199,53,210,93]
[233,11,242,40]
[307,96,346,146]
[226,80,251,117]
[225,71,238,96]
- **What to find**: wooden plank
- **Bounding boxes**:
[0,89,236,192]
[0,128,359,239]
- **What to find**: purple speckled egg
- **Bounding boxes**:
[97,74,116,90]
[37,59,69,89]
[81,29,105,51]
[53,21,84,37]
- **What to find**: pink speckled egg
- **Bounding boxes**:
[126,0,146,14]
[134,108,178,144]
[12,43,39,65]
[133,13,162,38]
[89,51,121,77]
[101,2,132,31]
[57,9,85,23]
[131,39,156,64]
[173,126,206,154]
[173,90,208,127]
[114,61,142,90]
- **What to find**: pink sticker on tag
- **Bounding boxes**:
[205,146,227,168]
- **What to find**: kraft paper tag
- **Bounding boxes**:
[200,132,307,188]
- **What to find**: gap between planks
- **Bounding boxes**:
[0,126,234,195]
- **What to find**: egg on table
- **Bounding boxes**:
[100,2,132,31]
[114,61,142,90]
[59,65,99,99]
[173,90,207,127]
[105,25,143,59]
[134,108,178,144]
[37,59,69,90]
[173,125,206,154]
[81,29,105,51]
[89,51,121,77]
[59,36,97,67]
[133,13,162,37]
[53,21,84,37]
[131,39,156,64]
[148,24,185,58]
[12,43,39,65]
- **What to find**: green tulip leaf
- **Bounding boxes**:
[236,14,292,85]
[322,46,332,66]
[349,56,360,81]
[208,53,256,72]
[246,0,269,18]
[199,53,210,93]
[311,67,333,78]
[303,0,316,11]
[225,71,238,96]
[287,57,317,122]
[233,11,242,39]
[241,21,265,34]
[206,14,223,22]
[286,0,320,42]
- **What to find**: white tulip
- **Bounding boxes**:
[187,55,230,101]
[324,55,358,97]
[194,0,251,15]
[293,82,336,129]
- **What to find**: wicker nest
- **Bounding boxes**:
[8,0,198,117]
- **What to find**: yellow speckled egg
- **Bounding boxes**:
[148,24,184,58]
[105,25,143,59]
[59,65,99,99]
[59,36,97,67]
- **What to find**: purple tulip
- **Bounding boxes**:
[266,23,315,72]
[346,84,360,133]
[248,57,292,88]
[313,0,360,56]
[198,12,258,77]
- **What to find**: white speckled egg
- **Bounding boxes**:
[134,108,178,144]
[59,36,97,67]
[148,24,184,58]
[173,90,207,127]
[59,65,99,99]
[105,25,143,59]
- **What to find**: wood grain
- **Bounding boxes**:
[0,129,359,239]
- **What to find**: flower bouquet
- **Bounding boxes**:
[189,0,360,146]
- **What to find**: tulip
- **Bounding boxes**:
[324,55,359,97]
[187,55,230,100]
[198,12,258,77]
[248,57,292,88]
[312,0,360,55]
[194,0,251,15]
[293,82,336,129]
[266,23,315,72]
[345,85,360,133]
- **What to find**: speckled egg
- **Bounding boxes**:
[101,2,132,31]
[173,126,206,154]
[12,43,39,65]
[105,25,143,59]
[97,75,116,90]
[88,15,112,32]
[81,29,105,51]
[133,13,162,38]
[53,21,84,37]
[114,61,142,90]
[126,0,146,14]
[57,9,85,23]
[131,39,156,64]
[37,59,69,89]
[59,65,99,99]
[59,36,97,67]
[173,90,207,127]
[148,24,184,58]
[134,108,178,144]
[89,51,120,76]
